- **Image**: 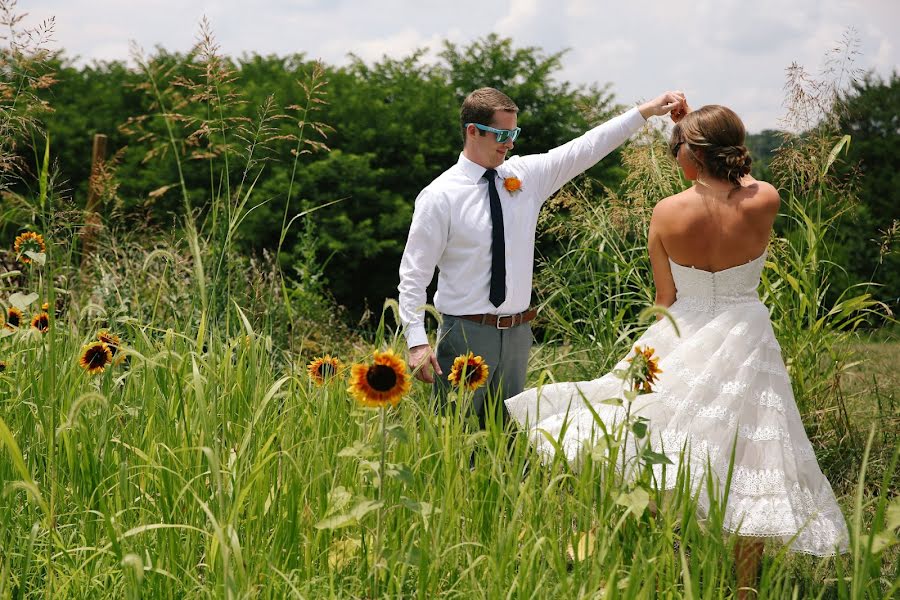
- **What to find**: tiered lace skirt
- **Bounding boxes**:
[505,300,849,556]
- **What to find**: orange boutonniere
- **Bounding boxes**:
[503,176,523,194]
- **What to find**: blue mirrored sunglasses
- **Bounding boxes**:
[466,122,521,143]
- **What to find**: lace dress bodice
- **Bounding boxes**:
[670,252,766,314]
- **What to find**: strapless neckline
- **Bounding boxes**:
[668,251,767,275]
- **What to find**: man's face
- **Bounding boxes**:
[466,110,517,169]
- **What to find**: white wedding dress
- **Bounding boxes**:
[505,252,849,556]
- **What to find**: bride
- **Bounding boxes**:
[505,104,849,597]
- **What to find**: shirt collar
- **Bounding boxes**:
[457,152,505,184]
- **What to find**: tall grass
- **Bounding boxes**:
[0,14,897,599]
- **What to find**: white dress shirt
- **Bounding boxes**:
[398,106,646,348]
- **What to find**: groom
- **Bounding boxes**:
[398,87,684,428]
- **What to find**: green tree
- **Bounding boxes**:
[745,129,781,181]
[22,37,626,320]
[836,71,900,313]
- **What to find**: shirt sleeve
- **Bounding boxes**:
[519,106,646,201]
[398,188,449,348]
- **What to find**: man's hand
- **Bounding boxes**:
[409,344,442,383]
[638,91,687,120]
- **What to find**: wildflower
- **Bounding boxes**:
[6,307,22,329]
[627,345,662,393]
[79,341,112,375]
[348,350,411,408]
[448,352,489,391]
[97,330,121,356]
[307,354,344,386]
[13,231,45,262]
[30,312,49,333]
[503,176,523,194]
[0,360,6,372]
[42,302,50,312]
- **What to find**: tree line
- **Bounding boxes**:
[9,35,898,320]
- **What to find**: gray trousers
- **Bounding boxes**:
[432,314,533,430]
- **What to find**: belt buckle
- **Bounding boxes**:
[496,314,515,330]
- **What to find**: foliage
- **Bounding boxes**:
[21,34,621,318]
[834,71,900,313]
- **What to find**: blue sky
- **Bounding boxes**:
[24,0,900,132]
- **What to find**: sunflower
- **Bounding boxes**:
[348,350,411,408]
[79,341,112,375]
[627,345,662,393]
[447,352,490,391]
[42,301,50,312]
[0,360,6,372]
[307,354,344,386]
[30,312,49,333]
[97,330,121,356]
[6,306,22,329]
[13,231,46,263]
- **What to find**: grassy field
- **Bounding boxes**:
[0,304,896,599]
[0,13,897,597]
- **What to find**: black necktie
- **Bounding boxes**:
[483,169,506,307]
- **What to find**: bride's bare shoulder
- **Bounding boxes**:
[741,177,780,212]
[653,188,696,218]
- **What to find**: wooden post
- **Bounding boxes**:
[81,133,107,269]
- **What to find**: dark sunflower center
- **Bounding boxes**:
[366,364,397,392]
[8,313,19,327]
[464,362,481,383]
[36,316,48,330]
[317,362,335,377]
[87,347,108,368]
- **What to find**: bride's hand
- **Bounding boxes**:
[638,91,686,119]
[670,100,691,123]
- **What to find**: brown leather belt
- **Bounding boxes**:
[451,308,538,329]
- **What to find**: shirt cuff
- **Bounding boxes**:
[405,325,429,349]
[626,105,647,128]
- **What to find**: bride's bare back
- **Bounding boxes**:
[648,176,780,306]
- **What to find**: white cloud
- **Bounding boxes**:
[21,0,900,131]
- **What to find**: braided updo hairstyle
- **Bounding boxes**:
[670,105,752,185]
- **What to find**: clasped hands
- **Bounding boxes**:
[639,90,690,122]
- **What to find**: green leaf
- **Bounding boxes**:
[315,499,383,530]
[869,531,896,554]
[402,497,440,518]
[337,440,376,459]
[386,423,409,443]
[587,438,610,462]
[885,498,900,531]
[328,537,362,569]
[631,421,648,439]
[642,449,674,466]
[9,292,39,311]
[616,486,650,518]
[385,462,413,487]
[24,252,46,266]
[823,134,851,176]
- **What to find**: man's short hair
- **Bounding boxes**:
[460,88,518,143]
